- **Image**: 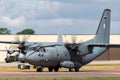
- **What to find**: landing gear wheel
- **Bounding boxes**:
[36,67,43,72]
[75,68,79,72]
[69,68,72,72]
[48,67,53,72]
[54,67,59,72]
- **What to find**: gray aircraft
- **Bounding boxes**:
[0,9,119,72]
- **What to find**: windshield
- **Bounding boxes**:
[28,47,38,51]
[28,47,46,52]
[39,48,46,52]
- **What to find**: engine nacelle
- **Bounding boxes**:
[60,61,82,68]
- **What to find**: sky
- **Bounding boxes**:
[0,0,120,34]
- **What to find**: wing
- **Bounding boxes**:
[0,41,19,44]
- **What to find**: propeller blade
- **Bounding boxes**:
[71,35,77,43]
[22,35,30,42]
[14,35,20,42]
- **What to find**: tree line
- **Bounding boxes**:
[0,28,35,35]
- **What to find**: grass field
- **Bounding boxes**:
[0,77,120,80]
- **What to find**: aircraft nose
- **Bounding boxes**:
[18,53,26,62]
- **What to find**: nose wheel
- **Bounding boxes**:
[36,66,43,72]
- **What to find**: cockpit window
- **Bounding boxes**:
[39,48,46,52]
[28,47,37,51]
[28,47,47,52]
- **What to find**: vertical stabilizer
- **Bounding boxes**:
[95,9,111,43]
[57,30,63,43]
[82,9,111,65]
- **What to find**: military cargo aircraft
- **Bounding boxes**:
[0,9,120,72]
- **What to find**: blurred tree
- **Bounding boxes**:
[16,29,35,34]
[0,28,11,34]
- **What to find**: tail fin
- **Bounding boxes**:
[95,9,111,43]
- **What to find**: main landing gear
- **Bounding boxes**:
[36,66,59,72]
[48,67,59,72]
[69,68,79,72]
[36,66,79,72]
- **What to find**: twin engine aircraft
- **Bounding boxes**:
[0,9,120,72]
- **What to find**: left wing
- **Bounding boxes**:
[0,41,19,44]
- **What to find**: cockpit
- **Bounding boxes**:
[28,46,46,52]
[28,47,37,51]
[39,48,46,52]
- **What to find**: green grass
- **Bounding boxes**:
[0,77,120,80]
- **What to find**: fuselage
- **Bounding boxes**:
[19,44,107,68]
[19,45,71,67]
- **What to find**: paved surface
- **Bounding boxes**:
[0,61,119,78]
[0,60,120,66]
[0,69,119,78]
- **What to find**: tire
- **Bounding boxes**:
[75,68,79,72]
[54,67,59,72]
[36,67,43,72]
[48,67,53,72]
[69,68,72,72]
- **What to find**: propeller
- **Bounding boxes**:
[14,35,30,55]
[5,46,12,54]
[5,43,19,55]
[71,35,77,43]
[4,45,18,60]
[65,35,79,53]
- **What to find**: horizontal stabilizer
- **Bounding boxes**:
[88,44,120,53]
[88,44,120,48]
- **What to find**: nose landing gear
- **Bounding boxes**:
[36,66,43,72]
